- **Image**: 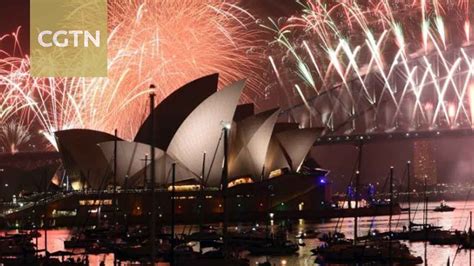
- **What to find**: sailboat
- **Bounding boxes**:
[392,167,459,244]
[314,166,423,265]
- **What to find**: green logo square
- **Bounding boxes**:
[30,0,108,77]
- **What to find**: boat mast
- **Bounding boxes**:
[423,176,428,266]
[389,166,394,264]
[171,163,176,266]
[354,170,360,244]
[149,89,157,263]
[43,170,48,258]
[423,176,428,229]
[354,141,363,244]
[113,129,118,227]
[470,211,472,266]
[200,152,206,254]
[44,215,47,257]
[200,152,206,231]
[221,123,230,246]
[407,161,411,232]
[143,155,148,189]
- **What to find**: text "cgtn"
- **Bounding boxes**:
[38,30,101,48]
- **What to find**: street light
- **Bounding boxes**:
[221,120,231,130]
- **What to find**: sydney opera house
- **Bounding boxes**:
[1,74,330,227]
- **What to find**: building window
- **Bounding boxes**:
[52,209,77,217]
[79,199,112,206]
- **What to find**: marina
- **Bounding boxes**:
[3,201,474,265]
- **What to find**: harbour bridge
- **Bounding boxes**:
[278,44,474,146]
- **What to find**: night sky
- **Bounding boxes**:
[313,138,474,191]
[0,0,299,54]
[1,0,474,191]
[0,0,29,52]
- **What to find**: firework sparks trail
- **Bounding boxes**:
[264,0,474,134]
[0,0,263,149]
[0,120,31,153]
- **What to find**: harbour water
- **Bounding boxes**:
[4,200,474,265]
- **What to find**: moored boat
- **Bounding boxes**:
[433,201,455,212]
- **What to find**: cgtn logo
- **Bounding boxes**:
[37,30,101,48]
[30,0,107,77]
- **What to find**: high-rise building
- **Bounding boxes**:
[413,140,437,186]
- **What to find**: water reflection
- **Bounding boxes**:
[3,201,474,265]
[249,201,474,266]
[3,229,114,265]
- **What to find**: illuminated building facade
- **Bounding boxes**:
[413,140,437,186]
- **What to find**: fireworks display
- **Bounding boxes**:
[0,120,30,153]
[0,0,263,150]
[265,0,474,134]
[3,0,474,150]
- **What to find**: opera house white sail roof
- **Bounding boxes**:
[98,141,197,187]
[228,108,280,180]
[54,74,321,189]
[134,74,219,150]
[264,126,320,177]
[167,79,245,187]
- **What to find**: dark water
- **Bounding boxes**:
[5,200,474,265]
[246,200,474,266]
[7,229,115,265]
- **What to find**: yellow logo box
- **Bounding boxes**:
[30,0,107,77]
